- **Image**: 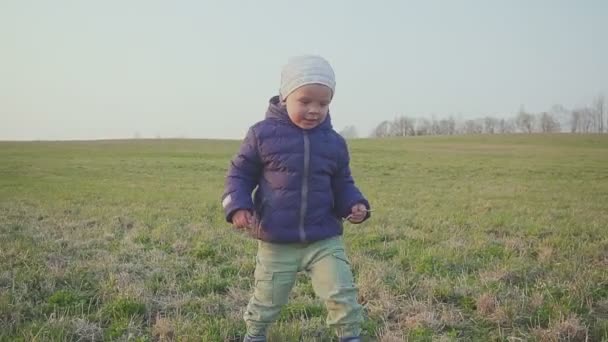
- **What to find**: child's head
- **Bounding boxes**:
[279,55,335,130]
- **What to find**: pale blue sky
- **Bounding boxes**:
[1,0,607,140]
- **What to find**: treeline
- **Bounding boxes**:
[348,95,606,138]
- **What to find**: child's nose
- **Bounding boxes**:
[308,104,321,114]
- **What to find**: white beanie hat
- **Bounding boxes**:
[280,55,336,100]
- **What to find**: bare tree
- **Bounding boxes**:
[484,117,498,134]
[572,107,594,133]
[571,110,581,133]
[390,116,415,136]
[538,112,561,133]
[550,104,569,132]
[438,117,456,135]
[497,118,515,134]
[371,120,391,138]
[497,119,507,134]
[463,120,483,134]
[339,125,358,139]
[416,118,431,136]
[581,107,594,133]
[592,95,605,133]
[516,108,535,133]
[430,118,441,135]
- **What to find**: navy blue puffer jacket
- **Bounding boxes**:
[222,96,370,243]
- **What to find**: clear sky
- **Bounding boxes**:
[1,0,607,140]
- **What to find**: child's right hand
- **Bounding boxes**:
[232,209,257,229]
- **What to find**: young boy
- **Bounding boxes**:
[222,55,371,342]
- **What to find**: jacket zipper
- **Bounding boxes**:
[298,131,310,242]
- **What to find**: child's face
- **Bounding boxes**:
[284,84,332,130]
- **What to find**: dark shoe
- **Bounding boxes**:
[243,335,266,342]
[339,337,361,342]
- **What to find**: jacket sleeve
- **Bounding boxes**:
[222,127,262,222]
[331,139,371,221]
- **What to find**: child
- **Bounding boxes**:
[222,55,371,342]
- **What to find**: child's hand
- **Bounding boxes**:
[232,209,257,229]
[347,203,368,223]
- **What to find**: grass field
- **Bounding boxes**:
[1,134,607,341]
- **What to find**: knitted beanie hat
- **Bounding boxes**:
[279,55,336,100]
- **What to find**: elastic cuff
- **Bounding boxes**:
[243,335,266,342]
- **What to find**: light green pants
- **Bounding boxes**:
[244,236,363,337]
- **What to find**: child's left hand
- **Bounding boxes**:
[347,203,368,223]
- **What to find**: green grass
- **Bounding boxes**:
[1,134,607,341]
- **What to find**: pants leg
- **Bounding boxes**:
[244,241,300,336]
[304,237,363,337]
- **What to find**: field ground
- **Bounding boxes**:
[1,134,607,341]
